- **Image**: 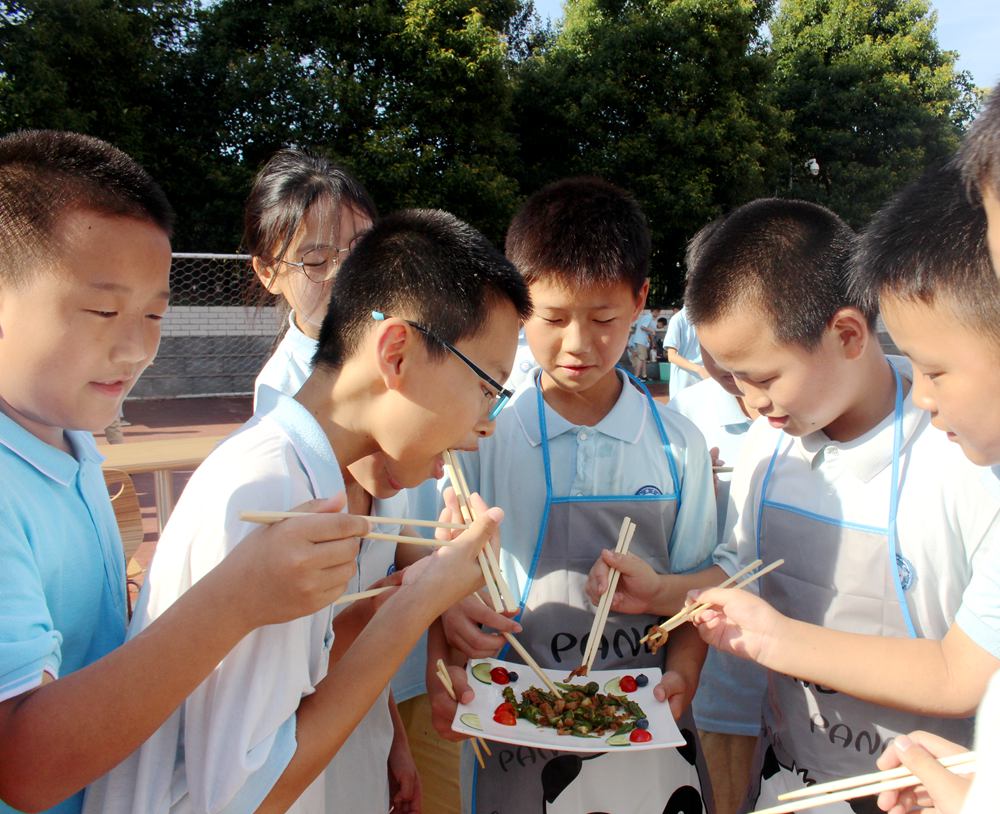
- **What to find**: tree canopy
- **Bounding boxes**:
[0,0,981,300]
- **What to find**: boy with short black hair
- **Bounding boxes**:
[848,161,1000,814]
[432,176,719,813]
[958,83,1000,274]
[86,208,529,813]
[0,130,370,814]
[677,195,1000,810]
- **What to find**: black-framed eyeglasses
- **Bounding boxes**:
[372,311,513,420]
[279,246,353,283]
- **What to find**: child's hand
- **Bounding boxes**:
[585,549,661,615]
[875,732,972,814]
[442,595,522,659]
[427,661,474,742]
[388,724,422,813]
[227,493,368,629]
[407,491,505,618]
[687,587,784,664]
[652,670,692,721]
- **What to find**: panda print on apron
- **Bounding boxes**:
[744,363,973,814]
[472,371,714,814]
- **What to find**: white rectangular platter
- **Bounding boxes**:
[450,657,685,753]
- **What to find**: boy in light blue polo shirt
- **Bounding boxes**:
[0,131,369,814]
[429,177,719,814]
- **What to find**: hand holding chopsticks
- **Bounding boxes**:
[641,558,784,652]
[750,750,976,813]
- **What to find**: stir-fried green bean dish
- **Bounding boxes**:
[501,680,647,738]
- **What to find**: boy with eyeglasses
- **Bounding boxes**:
[85,209,530,814]
[429,177,718,814]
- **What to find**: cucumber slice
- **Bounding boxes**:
[471,662,494,685]
[603,676,622,695]
[605,732,630,747]
[460,713,483,731]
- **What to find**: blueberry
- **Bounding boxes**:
[507,671,519,682]
[637,717,649,729]
[635,674,649,688]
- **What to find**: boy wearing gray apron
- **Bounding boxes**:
[740,365,974,813]
[469,372,716,814]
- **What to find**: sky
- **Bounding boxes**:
[531,0,999,89]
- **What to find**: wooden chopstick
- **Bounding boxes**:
[640,558,764,645]
[443,455,505,612]
[639,560,764,644]
[751,751,976,814]
[239,510,467,530]
[712,465,734,473]
[441,451,562,698]
[445,451,519,613]
[582,518,635,673]
[776,750,977,802]
[660,558,784,636]
[581,518,632,671]
[331,586,393,606]
[435,659,489,767]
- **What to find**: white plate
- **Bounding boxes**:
[450,657,685,753]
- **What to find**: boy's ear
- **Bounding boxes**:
[373,319,413,391]
[829,307,870,361]
[630,279,651,320]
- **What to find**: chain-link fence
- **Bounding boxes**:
[129,254,284,399]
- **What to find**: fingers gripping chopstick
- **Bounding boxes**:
[641,558,784,650]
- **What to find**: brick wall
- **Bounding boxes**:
[161,305,282,337]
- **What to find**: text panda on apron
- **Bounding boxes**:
[471,370,715,814]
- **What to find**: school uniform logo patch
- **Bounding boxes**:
[635,485,663,496]
[895,554,915,591]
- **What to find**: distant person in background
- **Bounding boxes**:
[664,304,706,394]
[243,148,422,813]
[628,307,658,379]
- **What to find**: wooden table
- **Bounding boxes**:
[97,435,225,531]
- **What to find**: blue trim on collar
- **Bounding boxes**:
[0,411,94,486]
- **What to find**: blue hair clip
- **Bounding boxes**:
[371,310,385,321]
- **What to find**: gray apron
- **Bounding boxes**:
[745,365,973,813]
[472,371,714,814]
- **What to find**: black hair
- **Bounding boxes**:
[959,83,1000,199]
[243,148,377,266]
[314,209,532,368]
[0,129,173,287]
[851,162,1000,346]
[685,198,863,348]
[505,177,650,295]
[684,216,727,280]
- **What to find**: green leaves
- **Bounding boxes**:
[0,0,980,300]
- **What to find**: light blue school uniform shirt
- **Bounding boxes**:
[0,412,126,814]
[455,370,718,603]
[666,378,767,736]
[664,306,703,395]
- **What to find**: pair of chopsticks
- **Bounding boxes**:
[576,517,637,676]
[241,511,466,548]
[751,750,977,813]
[435,658,491,769]
[640,558,784,651]
[442,450,564,699]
